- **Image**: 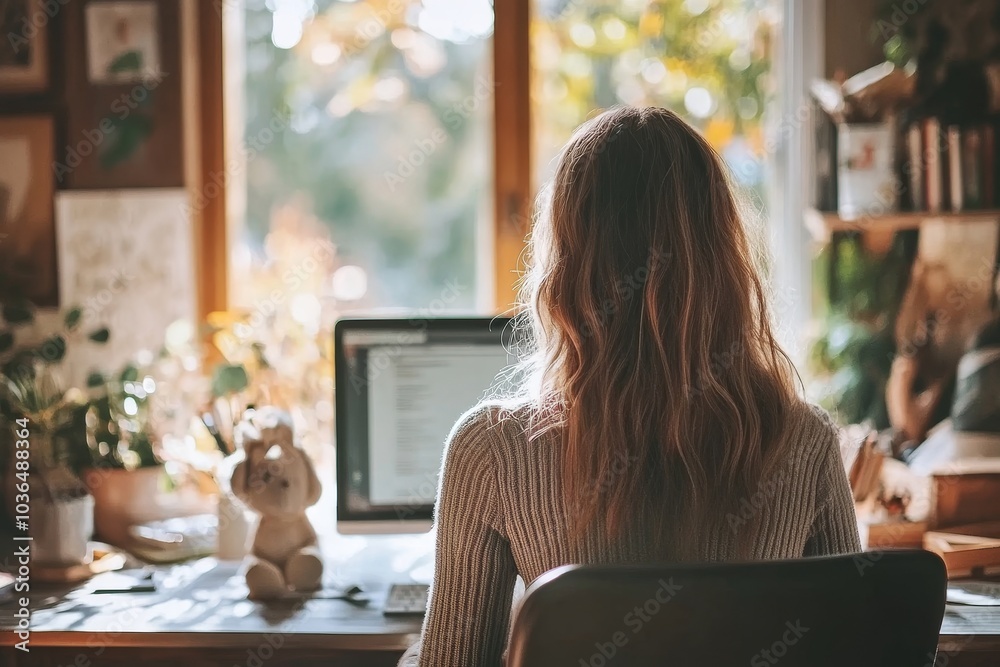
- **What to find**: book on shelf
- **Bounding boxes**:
[903,117,1000,214]
[947,125,963,212]
[963,127,983,209]
[907,123,924,211]
[923,118,945,213]
[984,124,995,208]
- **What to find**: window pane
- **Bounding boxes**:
[531,0,779,207]
[232,0,494,315]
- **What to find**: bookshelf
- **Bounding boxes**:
[805,208,1000,240]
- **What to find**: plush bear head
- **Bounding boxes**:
[230,408,322,518]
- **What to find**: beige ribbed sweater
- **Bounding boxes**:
[400,399,861,667]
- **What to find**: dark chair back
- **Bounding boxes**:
[508,550,946,667]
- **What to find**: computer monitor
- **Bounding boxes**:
[335,316,517,534]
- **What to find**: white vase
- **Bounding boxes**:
[32,494,94,566]
[217,491,255,560]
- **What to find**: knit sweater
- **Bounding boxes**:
[400,399,861,667]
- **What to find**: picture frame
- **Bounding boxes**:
[0,115,58,306]
[56,189,195,385]
[58,0,184,189]
[84,1,161,85]
[0,0,51,94]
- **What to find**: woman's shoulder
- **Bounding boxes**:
[780,399,843,464]
[445,398,537,458]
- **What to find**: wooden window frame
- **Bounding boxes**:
[195,0,228,320]
[491,0,532,313]
[195,0,533,319]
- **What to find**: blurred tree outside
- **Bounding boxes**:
[235,0,777,315]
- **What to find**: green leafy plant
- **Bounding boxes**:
[808,232,918,427]
[0,298,111,500]
[81,361,163,471]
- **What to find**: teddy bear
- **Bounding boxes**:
[229,408,324,600]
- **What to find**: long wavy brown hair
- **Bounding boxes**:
[517,106,798,557]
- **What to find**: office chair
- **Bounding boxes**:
[508,550,946,667]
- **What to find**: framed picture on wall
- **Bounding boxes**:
[0,115,58,306]
[84,1,161,84]
[58,0,183,189]
[0,0,50,94]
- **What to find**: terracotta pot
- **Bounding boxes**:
[84,465,215,548]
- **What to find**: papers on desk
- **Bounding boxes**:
[127,514,218,563]
[948,581,1000,606]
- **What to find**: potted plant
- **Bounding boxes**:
[0,298,111,565]
[83,358,215,548]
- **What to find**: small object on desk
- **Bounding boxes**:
[384,583,430,616]
[948,581,1000,606]
[924,521,1000,579]
[230,408,324,600]
[91,568,157,594]
[128,514,218,563]
[277,584,370,606]
[865,519,927,549]
[32,544,127,584]
[848,430,883,503]
[201,411,232,454]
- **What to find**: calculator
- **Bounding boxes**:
[383,583,430,616]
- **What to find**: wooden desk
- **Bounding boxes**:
[0,533,432,667]
[4,546,1000,666]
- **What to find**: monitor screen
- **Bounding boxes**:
[335,317,517,532]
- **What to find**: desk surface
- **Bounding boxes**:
[2,513,1000,658]
[0,532,433,652]
[3,555,1000,655]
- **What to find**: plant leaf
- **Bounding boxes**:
[107,50,142,74]
[2,300,33,325]
[38,335,67,363]
[211,363,249,397]
[89,328,110,344]
[120,364,139,382]
[64,308,83,331]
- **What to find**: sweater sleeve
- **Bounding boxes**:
[399,405,518,667]
[804,414,862,556]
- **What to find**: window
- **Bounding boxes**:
[531,0,778,206]
[208,0,803,461]
[223,0,784,320]
[230,0,495,318]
